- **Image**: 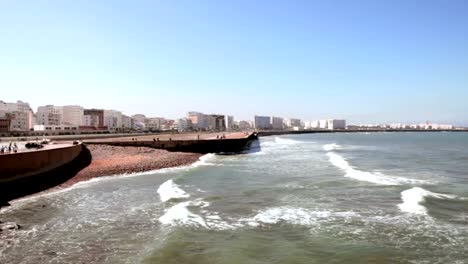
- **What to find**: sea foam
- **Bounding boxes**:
[158,200,209,227]
[326,152,428,185]
[157,179,190,202]
[398,187,457,215]
[323,143,342,151]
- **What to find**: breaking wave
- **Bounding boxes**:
[250,207,357,226]
[157,180,190,202]
[323,143,342,151]
[158,200,210,227]
[326,152,428,185]
[398,187,457,215]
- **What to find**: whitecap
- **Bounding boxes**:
[398,187,457,215]
[323,143,342,151]
[157,179,190,202]
[159,200,209,227]
[326,152,428,185]
[274,137,301,145]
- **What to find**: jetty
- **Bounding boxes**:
[83,132,258,153]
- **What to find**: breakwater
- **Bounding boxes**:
[84,133,258,154]
[0,143,88,204]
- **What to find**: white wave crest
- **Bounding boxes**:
[274,137,301,145]
[250,207,358,226]
[326,152,428,185]
[191,153,216,167]
[159,200,210,227]
[323,143,342,151]
[157,179,190,202]
[398,187,457,215]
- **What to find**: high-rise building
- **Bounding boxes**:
[254,115,272,130]
[271,116,284,130]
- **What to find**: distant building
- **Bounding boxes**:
[0,100,34,131]
[285,118,301,128]
[104,110,123,131]
[226,115,234,131]
[177,118,193,132]
[319,120,328,129]
[0,118,11,132]
[37,105,63,126]
[131,114,146,130]
[187,111,207,130]
[145,117,165,131]
[121,115,134,130]
[238,120,252,130]
[327,119,346,130]
[271,116,284,130]
[83,109,105,128]
[206,114,226,131]
[33,125,79,131]
[254,115,272,130]
[62,105,84,126]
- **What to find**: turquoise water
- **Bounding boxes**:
[1,133,468,263]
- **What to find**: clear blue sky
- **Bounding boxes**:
[1,0,467,125]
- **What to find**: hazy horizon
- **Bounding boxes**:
[1,0,467,125]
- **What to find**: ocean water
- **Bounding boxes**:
[1,133,468,263]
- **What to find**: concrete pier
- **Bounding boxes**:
[84,132,258,154]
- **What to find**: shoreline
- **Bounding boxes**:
[58,144,203,188]
[0,144,203,207]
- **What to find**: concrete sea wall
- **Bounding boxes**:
[85,133,259,154]
[0,144,83,183]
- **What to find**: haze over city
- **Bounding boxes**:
[1,0,467,125]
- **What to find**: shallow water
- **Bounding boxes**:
[1,133,468,263]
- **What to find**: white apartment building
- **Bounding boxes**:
[62,105,84,126]
[319,120,328,129]
[104,110,123,130]
[0,100,34,131]
[254,115,272,130]
[121,115,134,129]
[177,118,193,132]
[187,111,207,130]
[285,118,301,128]
[37,105,63,126]
[271,117,284,130]
[145,117,165,131]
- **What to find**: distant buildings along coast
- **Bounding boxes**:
[0,99,461,136]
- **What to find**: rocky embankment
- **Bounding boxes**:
[58,144,203,187]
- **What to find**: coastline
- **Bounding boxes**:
[58,144,203,188]
[0,144,203,206]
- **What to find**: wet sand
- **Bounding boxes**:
[58,144,203,188]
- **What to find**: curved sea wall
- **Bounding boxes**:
[85,133,259,154]
[0,144,83,184]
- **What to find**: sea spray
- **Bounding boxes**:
[157,179,190,202]
[398,187,457,215]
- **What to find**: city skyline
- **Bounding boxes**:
[1,0,468,125]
